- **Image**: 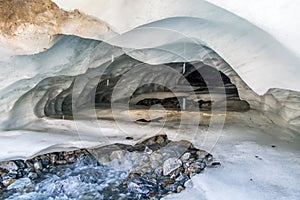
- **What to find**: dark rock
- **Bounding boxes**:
[15,160,26,169]
[211,161,221,166]
[24,161,33,168]
[41,156,50,167]
[28,172,38,180]
[16,170,23,178]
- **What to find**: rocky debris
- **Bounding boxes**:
[0,161,19,171]
[91,134,214,199]
[0,134,216,199]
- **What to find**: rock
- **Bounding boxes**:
[50,154,57,164]
[14,160,26,169]
[16,170,23,178]
[177,185,184,193]
[0,161,18,171]
[163,158,182,176]
[56,160,67,165]
[2,178,16,187]
[169,167,184,179]
[180,152,191,161]
[161,179,175,188]
[136,134,169,150]
[33,161,43,171]
[0,168,8,175]
[110,150,125,161]
[66,155,76,163]
[160,141,190,158]
[188,163,203,175]
[28,172,38,180]
[24,167,34,175]
[7,172,17,179]
[196,150,213,162]
[204,153,213,164]
[24,161,33,168]
[175,174,189,185]
[40,156,50,166]
[211,161,221,166]
[7,177,31,190]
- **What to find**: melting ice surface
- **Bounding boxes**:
[2,157,129,200]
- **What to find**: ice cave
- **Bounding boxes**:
[0,0,299,199]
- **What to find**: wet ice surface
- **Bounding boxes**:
[1,158,128,200]
[163,124,300,200]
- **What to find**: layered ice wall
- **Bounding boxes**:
[0,0,299,159]
[50,0,300,129]
[1,0,300,129]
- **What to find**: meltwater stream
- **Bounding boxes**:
[0,135,213,200]
[1,153,128,200]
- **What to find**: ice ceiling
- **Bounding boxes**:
[0,0,299,160]
[0,1,300,199]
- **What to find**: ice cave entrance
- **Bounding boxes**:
[42,54,250,122]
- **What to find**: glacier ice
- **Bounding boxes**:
[0,0,300,199]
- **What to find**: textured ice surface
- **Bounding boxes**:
[2,159,128,200]
[162,124,300,200]
[53,0,300,95]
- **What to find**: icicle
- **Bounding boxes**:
[182,62,186,110]
[107,79,109,86]
[111,55,114,62]
[182,62,186,74]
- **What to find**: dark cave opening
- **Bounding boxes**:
[41,55,250,119]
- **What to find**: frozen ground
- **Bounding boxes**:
[0,110,299,199]
[164,124,300,200]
